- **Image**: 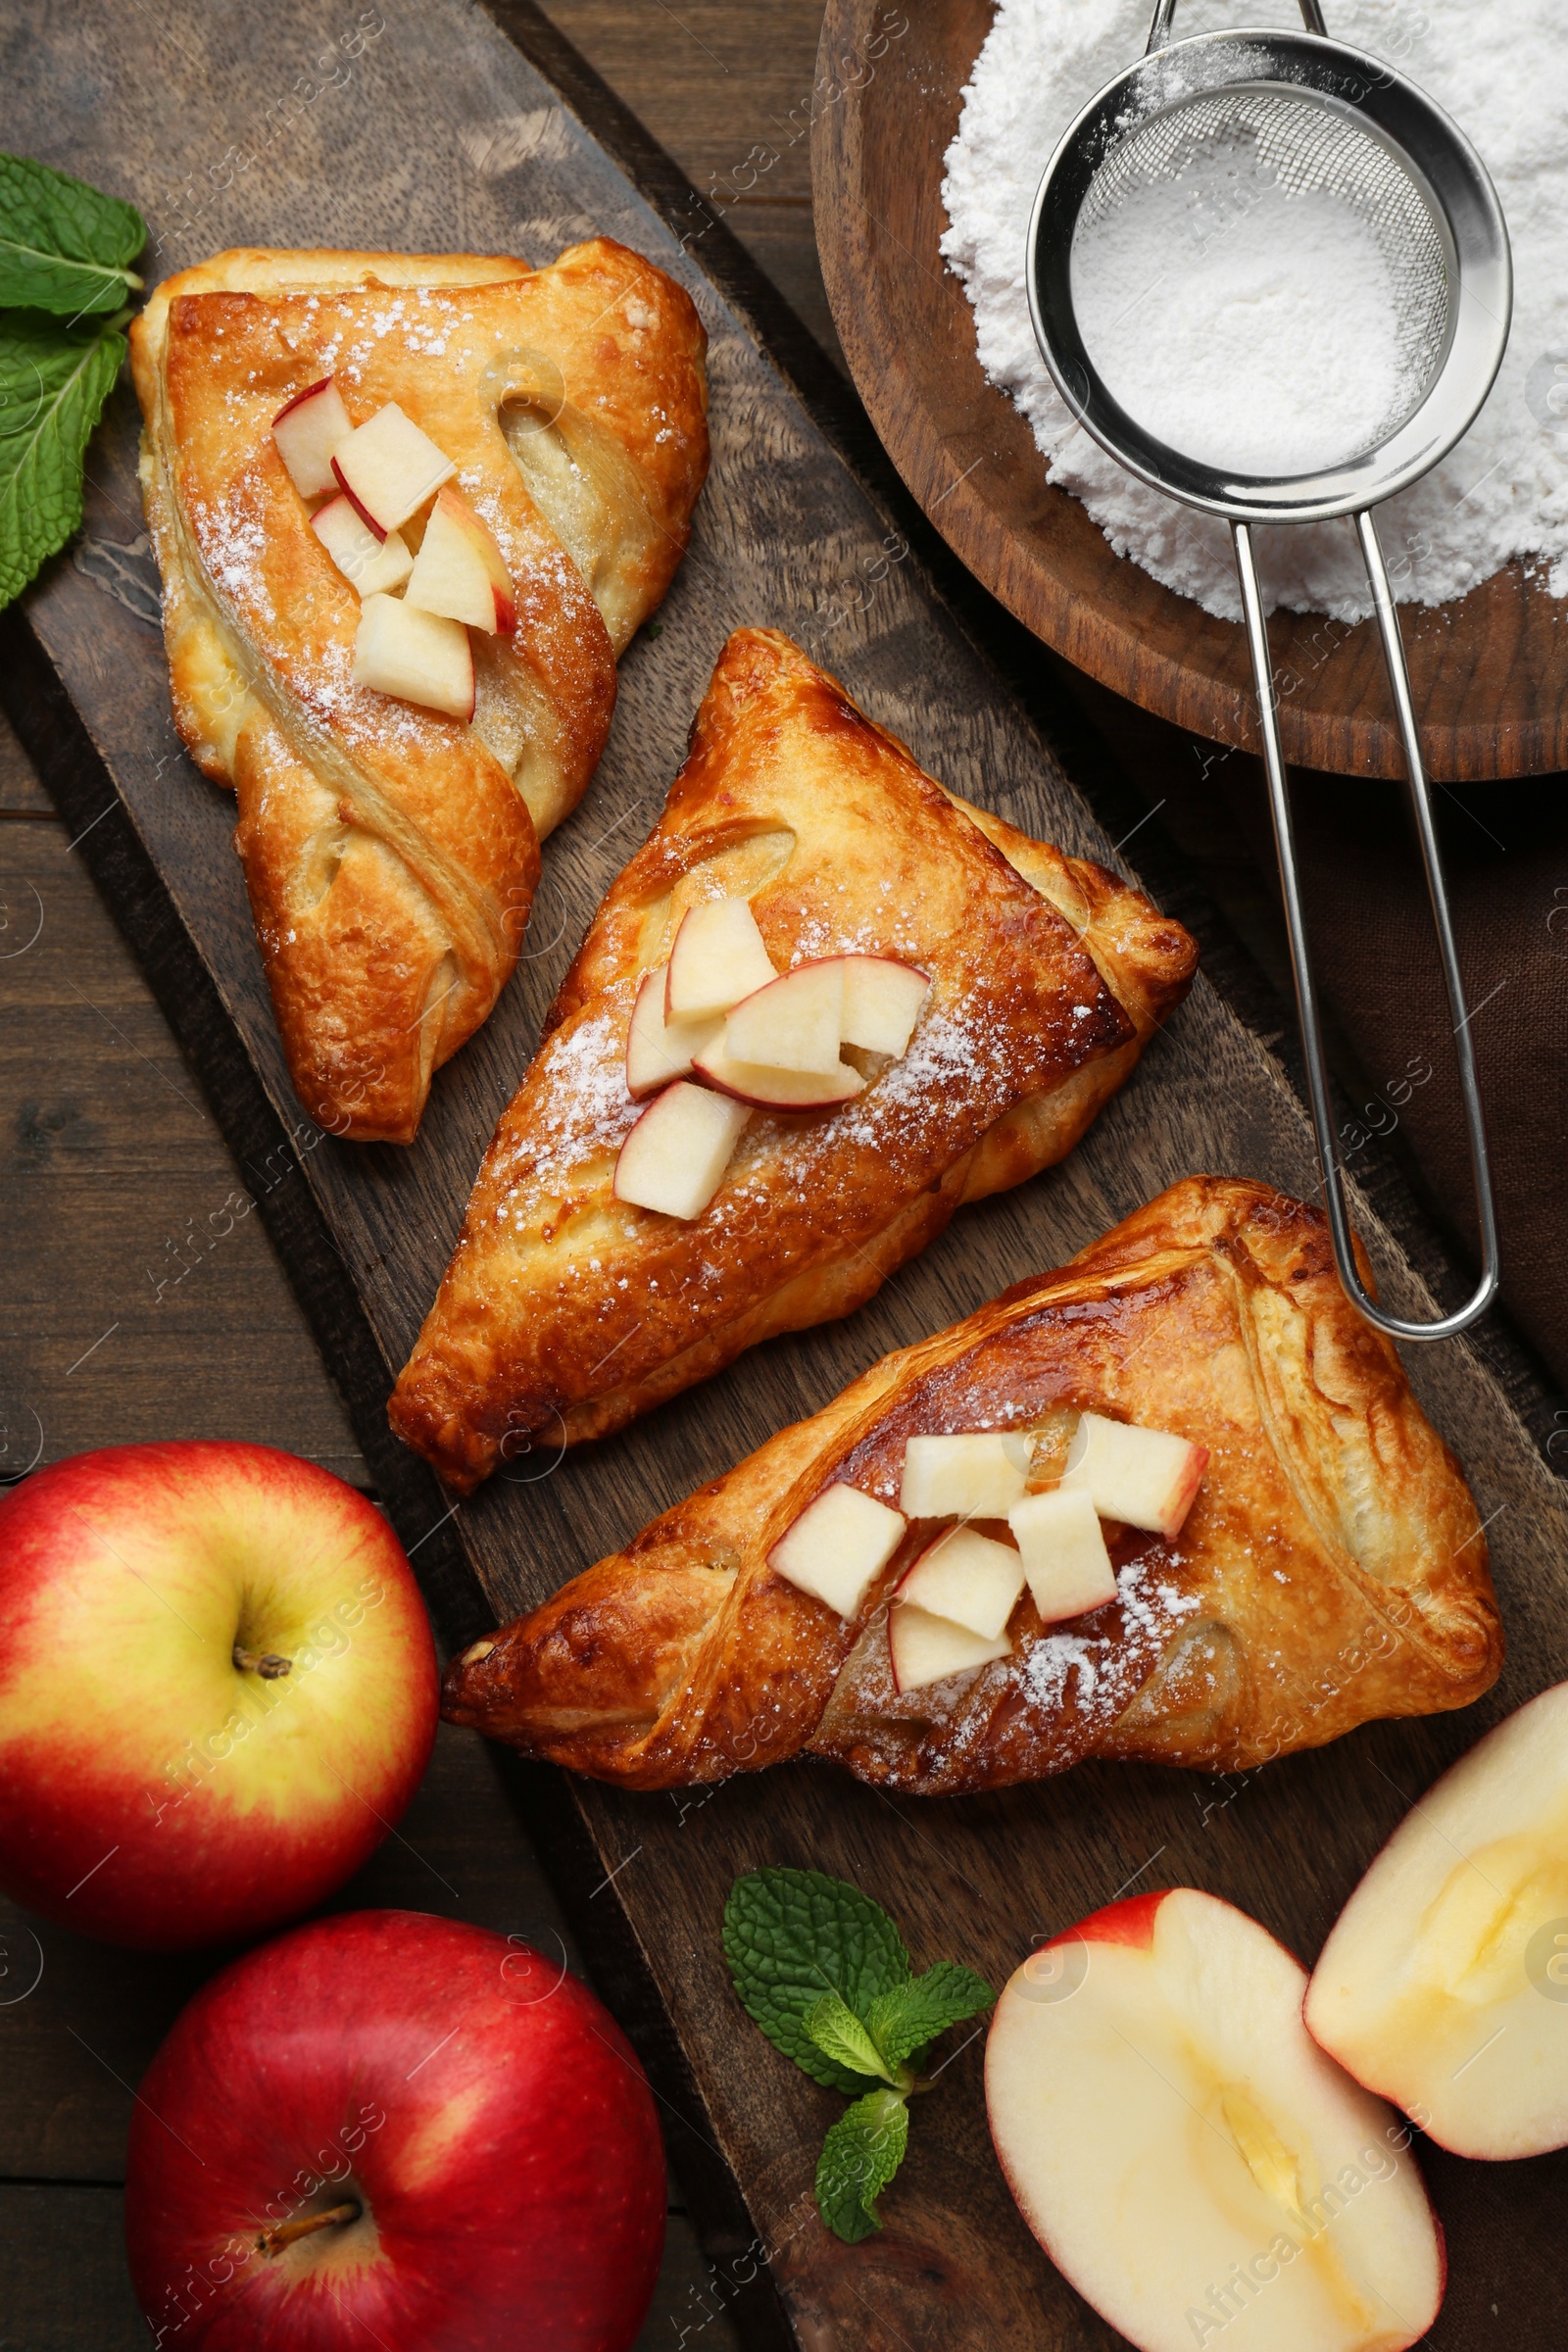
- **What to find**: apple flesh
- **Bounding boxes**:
[840,956,930,1056]
[331,400,457,535]
[987,1887,1445,2352]
[0,1443,438,1951]
[897,1525,1026,1642]
[664,898,777,1020]
[721,959,845,1075]
[1007,1486,1118,1622]
[311,493,414,596]
[404,485,517,635]
[1304,1679,1568,2159]
[1058,1411,1207,1540]
[767,1483,906,1617]
[353,593,474,721]
[612,1080,749,1219]
[899,1432,1027,1521]
[270,376,354,498]
[624,969,722,1100]
[123,1909,665,2351]
[889,1600,1010,1692]
[692,1043,863,1109]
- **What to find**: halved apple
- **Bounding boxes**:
[1058,1411,1207,1541]
[897,1525,1025,1642]
[404,486,517,635]
[270,376,353,498]
[331,401,456,536]
[721,959,845,1075]
[1007,1486,1117,1622]
[889,1600,1010,1694]
[1304,1680,1568,2159]
[767,1483,906,1618]
[692,1045,863,1110]
[352,594,474,721]
[664,899,777,1021]
[988,1888,1445,2352]
[612,1081,749,1220]
[624,970,722,1101]
[899,1433,1026,1522]
[311,494,415,596]
[840,956,930,1057]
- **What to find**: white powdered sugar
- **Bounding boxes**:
[942,0,1568,620]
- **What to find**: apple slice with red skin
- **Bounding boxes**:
[270,376,353,498]
[768,1483,906,1617]
[404,485,516,635]
[624,968,722,1100]
[896,1523,1026,1641]
[889,1596,1010,1692]
[721,957,844,1074]
[311,494,414,596]
[612,1079,749,1219]
[1058,1410,1208,1541]
[1007,1486,1118,1623]
[331,400,456,536]
[664,898,776,1020]
[1304,1679,1568,2159]
[987,1887,1445,2352]
[692,1042,863,1109]
[840,956,930,1056]
[352,594,474,722]
[123,1909,665,2351]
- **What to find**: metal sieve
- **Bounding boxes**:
[1026,0,1512,1341]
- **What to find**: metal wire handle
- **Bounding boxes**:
[1147,0,1327,52]
[1232,515,1499,1340]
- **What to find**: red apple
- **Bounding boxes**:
[124,1909,666,2351]
[0,1443,438,1950]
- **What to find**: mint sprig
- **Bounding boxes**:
[0,155,145,317]
[723,1866,994,2241]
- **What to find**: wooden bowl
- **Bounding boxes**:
[813,0,1568,780]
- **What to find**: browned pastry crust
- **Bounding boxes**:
[441,1177,1502,1794]
[389,628,1198,1485]
[129,243,708,1141]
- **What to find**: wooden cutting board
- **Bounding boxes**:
[7,3,1568,2343]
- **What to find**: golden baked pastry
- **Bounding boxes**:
[129,242,708,1142]
[389,627,1198,1486]
[441,1177,1502,1794]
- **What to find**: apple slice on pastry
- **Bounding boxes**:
[438,1176,1502,1792]
[389,627,1198,1485]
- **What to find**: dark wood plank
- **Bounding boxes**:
[812,0,1568,781]
[5,3,1568,2345]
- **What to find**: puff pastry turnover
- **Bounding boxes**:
[389,627,1199,1486]
[442,1177,1502,1793]
[129,242,708,1142]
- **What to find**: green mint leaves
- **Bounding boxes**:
[722,1866,994,2242]
[0,155,146,610]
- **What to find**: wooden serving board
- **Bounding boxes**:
[8,3,1568,2343]
[813,0,1568,783]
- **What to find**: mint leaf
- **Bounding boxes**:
[0,314,124,608]
[0,155,145,317]
[865,1962,995,2073]
[722,1867,910,2095]
[805,1992,897,2085]
[814,2088,909,2242]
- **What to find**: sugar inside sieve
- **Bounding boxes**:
[1027,0,1512,1340]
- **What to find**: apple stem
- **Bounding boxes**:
[233,1643,292,1679]
[257,2200,361,2255]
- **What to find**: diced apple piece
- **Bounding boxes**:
[721,959,845,1075]
[1058,1411,1207,1540]
[1008,1487,1118,1623]
[889,1601,1010,1694]
[898,1526,1026,1642]
[331,401,456,535]
[692,1045,863,1110]
[768,1484,906,1618]
[625,969,722,1100]
[311,494,414,596]
[988,1887,1445,2352]
[352,594,474,721]
[1305,1680,1568,2160]
[899,1433,1026,1521]
[664,899,776,1020]
[840,956,931,1057]
[612,1081,749,1220]
[404,485,516,634]
[270,376,354,498]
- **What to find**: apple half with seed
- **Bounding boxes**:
[988,1888,1446,2352]
[331,401,456,535]
[404,486,516,635]
[352,595,474,721]
[612,1080,749,1220]
[664,899,777,1020]
[1059,1410,1207,1541]
[270,376,354,498]
[624,969,722,1100]
[312,494,414,597]
[1304,1679,1568,2159]
[767,1483,906,1617]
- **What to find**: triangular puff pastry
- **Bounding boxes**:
[441,1178,1502,1793]
[130,243,708,1141]
[391,629,1198,1486]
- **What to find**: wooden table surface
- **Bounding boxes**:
[0,7,838,2343]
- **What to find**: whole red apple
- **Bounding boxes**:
[124,1909,666,2350]
[0,1442,438,1949]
